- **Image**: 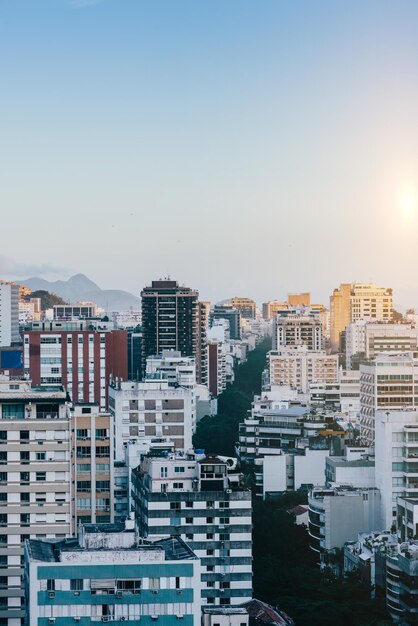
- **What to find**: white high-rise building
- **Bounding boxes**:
[109,378,195,462]
[360,353,418,445]
[0,282,19,347]
[345,320,417,369]
[132,450,252,607]
[375,409,418,529]
[0,374,72,626]
[145,351,196,389]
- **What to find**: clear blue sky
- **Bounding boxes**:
[1,0,418,306]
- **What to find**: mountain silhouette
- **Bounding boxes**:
[23,274,141,312]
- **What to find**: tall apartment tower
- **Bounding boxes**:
[72,403,114,527]
[359,353,418,446]
[0,282,19,348]
[330,283,393,352]
[132,450,252,607]
[141,280,207,383]
[0,374,72,626]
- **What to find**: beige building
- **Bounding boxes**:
[268,346,339,393]
[72,403,114,527]
[0,374,73,626]
[262,300,287,320]
[288,292,311,307]
[330,283,393,352]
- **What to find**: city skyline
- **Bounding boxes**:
[2,1,418,304]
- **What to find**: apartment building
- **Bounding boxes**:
[72,403,114,527]
[141,280,207,384]
[210,306,241,341]
[24,521,201,626]
[23,325,127,410]
[345,320,417,369]
[132,451,252,607]
[359,353,418,445]
[145,352,196,390]
[0,375,72,626]
[308,486,381,562]
[0,282,19,348]
[375,409,418,529]
[267,346,339,393]
[330,283,393,352]
[109,378,195,461]
[207,341,227,397]
[53,303,98,319]
[273,315,322,351]
[222,297,256,320]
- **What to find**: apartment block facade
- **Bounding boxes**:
[25,523,201,626]
[23,327,127,410]
[0,375,72,626]
[132,452,252,607]
[109,379,195,462]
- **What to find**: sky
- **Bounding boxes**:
[1,0,418,306]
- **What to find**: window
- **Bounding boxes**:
[207,581,215,588]
[96,481,110,491]
[77,429,89,439]
[207,533,214,539]
[175,577,180,590]
[0,515,7,527]
[220,534,229,541]
[47,580,55,591]
[0,452,7,464]
[0,473,6,483]
[20,493,29,503]
[185,502,193,508]
[116,580,141,594]
[207,566,214,572]
[36,452,46,461]
[220,581,230,589]
[78,463,92,472]
[36,472,46,482]
[0,432,6,442]
[207,501,214,508]
[220,517,230,524]
[207,549,214,556]
[77,481,91,491]
[77,446,91,458]
[175,466,185,473]
[20,451,29,463]
[70,579,83,591]
[220,501,230,509]
[149,578,160,591]
[170,502,181,510]
[185,518,193,524]
[1,404,24,419]
[185,533,193,540]
[95,429,108,440]
[173,482,183,489]
[160,467,168,478]
[21,513,30,526]
[0,494,6,503]
[206,517,213,523]
[96,446,110,457]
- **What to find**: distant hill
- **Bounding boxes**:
[30,290,67,310]
[23,274,141,312]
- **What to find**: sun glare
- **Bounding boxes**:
[401,186,417,220]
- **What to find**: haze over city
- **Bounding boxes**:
[2,1,418,304]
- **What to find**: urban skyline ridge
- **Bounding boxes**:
[0,268,414,312]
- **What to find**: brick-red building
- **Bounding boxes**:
[24,327,127,410]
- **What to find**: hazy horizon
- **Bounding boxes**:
[2,0,418,305]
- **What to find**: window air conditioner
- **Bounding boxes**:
[48,592,55,598]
